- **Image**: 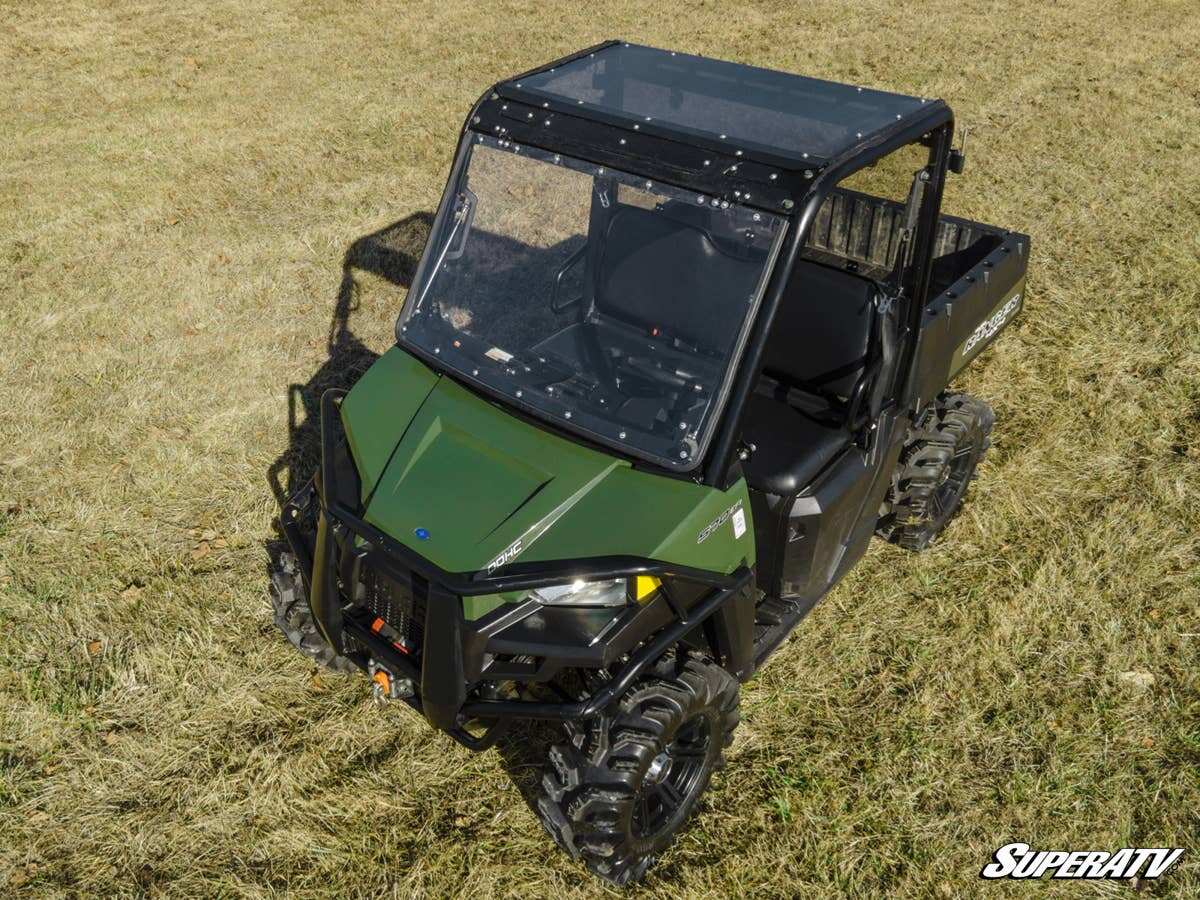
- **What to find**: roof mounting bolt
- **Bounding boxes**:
[434,347,440,354]
[753,213,761,221]
[619,431,627,439]
[782,199,794,209]
[769,173,778,180]
[803,169,813,179]
[564,411,572,419]
[516,390,523,398]
[472,369,478,376]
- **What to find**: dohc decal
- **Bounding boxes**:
[487,538,523,573]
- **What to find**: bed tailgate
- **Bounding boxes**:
[907,225,1030,405]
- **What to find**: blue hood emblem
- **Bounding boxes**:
[414,527,430,541]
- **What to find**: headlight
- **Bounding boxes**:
[530,579,627,607]
[527,576,662,608]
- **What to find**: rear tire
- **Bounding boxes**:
[269,552,357,673]
[536,657,739,886]
[876,392,994,551]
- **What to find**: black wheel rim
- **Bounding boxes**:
[631,714,712,840]
[931,438,977,526]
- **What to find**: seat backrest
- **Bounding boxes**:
[594,205,762,353]
[762,260,875,400]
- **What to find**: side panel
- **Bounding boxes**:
[779,412,905,601]
[908,232,1030,405]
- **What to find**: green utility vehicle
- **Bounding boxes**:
[273,41,1029,884]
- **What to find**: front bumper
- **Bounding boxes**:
[281,390,753,747]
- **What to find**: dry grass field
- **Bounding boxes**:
[2,1,1199,896]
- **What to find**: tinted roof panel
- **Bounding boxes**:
[513,43,930,165]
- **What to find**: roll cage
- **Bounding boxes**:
[403,40,957,488]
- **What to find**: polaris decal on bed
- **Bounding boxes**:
[953,284,1024,370]
[697,500,745,544]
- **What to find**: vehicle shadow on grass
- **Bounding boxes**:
[260,210,578,838]
[492,719,564,816]
[265,210,433,519]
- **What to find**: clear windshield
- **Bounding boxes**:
[399,134,785,470]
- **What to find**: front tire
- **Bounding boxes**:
[877,392,994,551]
[536,657,740,886]
[269,552,357,673]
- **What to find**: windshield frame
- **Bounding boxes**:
[396,131,789,475]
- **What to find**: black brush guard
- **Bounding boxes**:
[281,390,753,750]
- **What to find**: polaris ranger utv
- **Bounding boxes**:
[273,41,1029,885]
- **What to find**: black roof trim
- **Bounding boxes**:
[469,92,951,216]
[495,41,940,172]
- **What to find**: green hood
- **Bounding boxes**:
[339,347,753,576]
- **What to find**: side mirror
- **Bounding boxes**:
[948,148,966,174]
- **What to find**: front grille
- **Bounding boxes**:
[355,564,425,657]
